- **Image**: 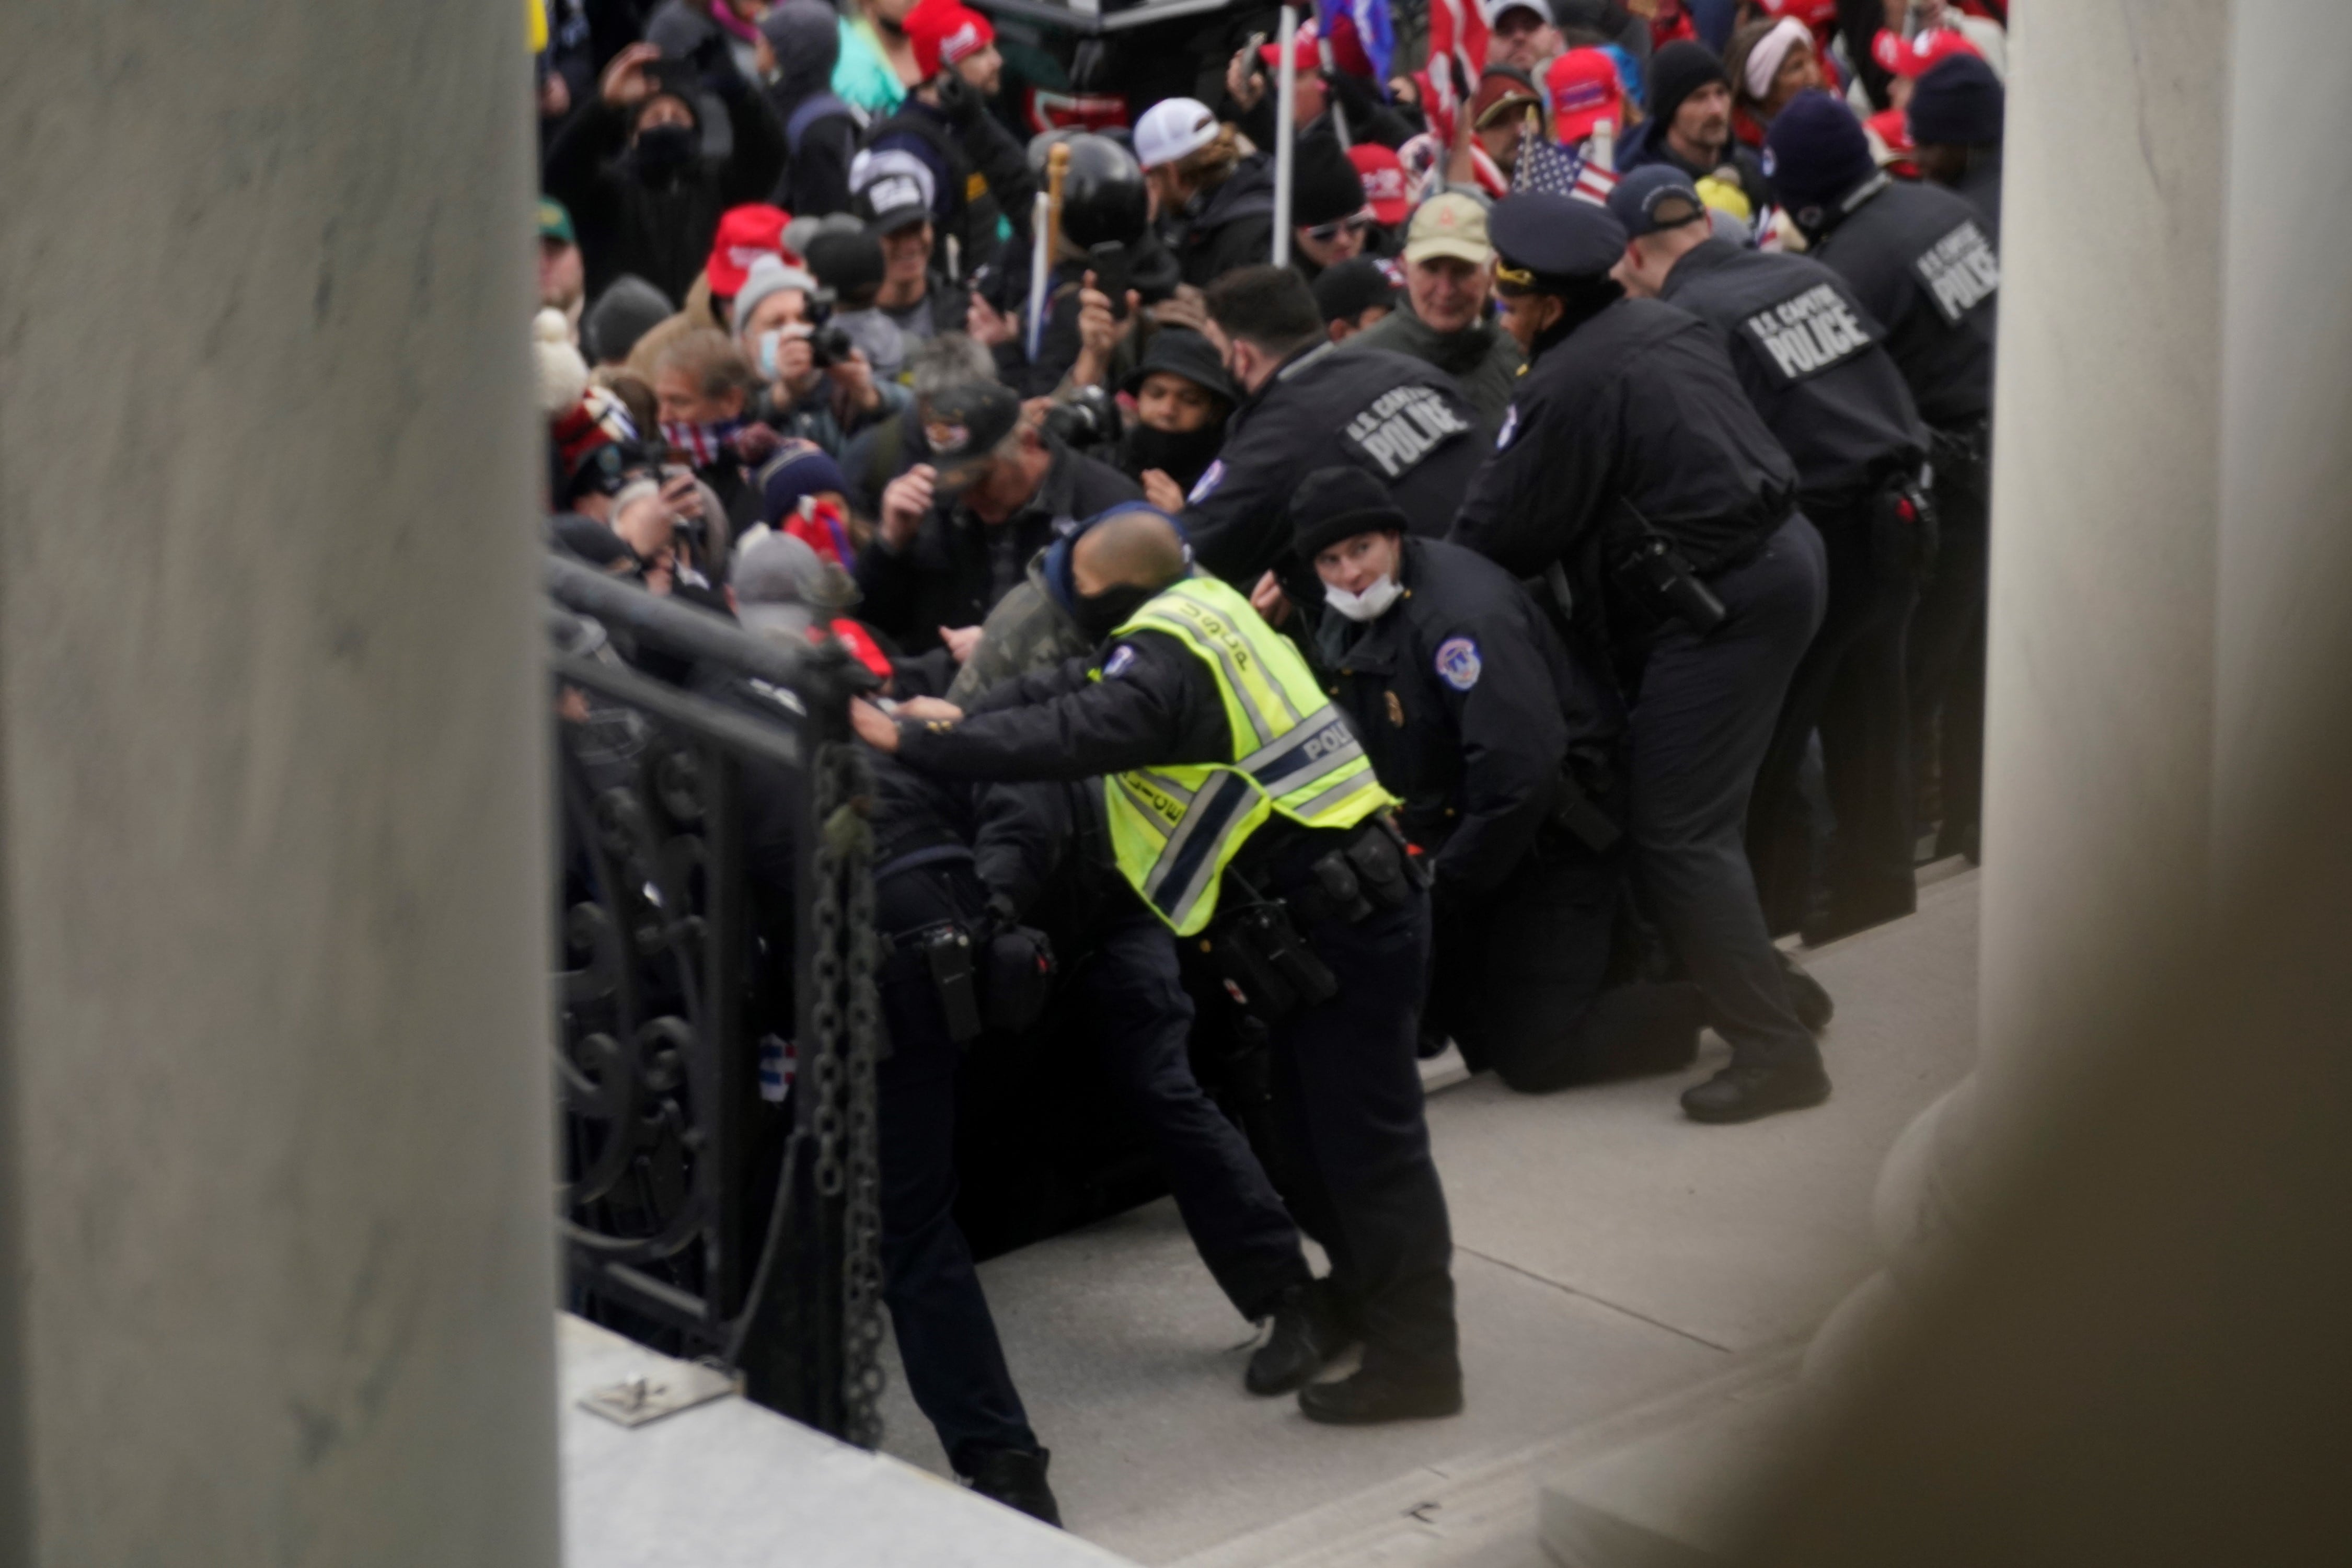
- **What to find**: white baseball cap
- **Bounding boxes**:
[1133,97,1220,170]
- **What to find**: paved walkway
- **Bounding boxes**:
[878,869,1982,1565]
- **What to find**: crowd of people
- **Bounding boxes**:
[537,0,2009,1530]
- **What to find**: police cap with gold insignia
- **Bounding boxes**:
[1487,191,1628,296]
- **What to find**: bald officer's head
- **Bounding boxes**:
[1071,505,1191,596]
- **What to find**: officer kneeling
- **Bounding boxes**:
[1293,466,1705,1091]
[851,503,1463,1424]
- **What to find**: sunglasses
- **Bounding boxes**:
[1303,213,1374,244]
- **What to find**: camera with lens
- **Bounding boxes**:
[1041,384,1122,451]
[807,324,857,369]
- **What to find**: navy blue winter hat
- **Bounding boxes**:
[1908,55,2006,146]
[1762,90,1877,218]
[756,443,849,525]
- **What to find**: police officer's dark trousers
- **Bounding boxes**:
[1431,847,1703,1093]
[1909,437,1989,860]
[875,861,1039,1471]
[1630,515,1827,1068]
[1745,488,1922,936]
[1260,875,1459,1378]
[1073,894,1313,1320]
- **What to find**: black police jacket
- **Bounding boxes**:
[1451,296,1798,583]
[895,624,1354,887]
[1949,152,2004,249]
[1186,342,1488,589]
[852,442,1143,654]
[1319,539,1619,896]
[1809,176,1999,429]
[867,752,1071,924]
[1660,238,1929,510]
[1163,155,1278,291]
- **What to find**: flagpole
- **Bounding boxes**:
[1317,29,1350,149]
[1272,6,1298,268]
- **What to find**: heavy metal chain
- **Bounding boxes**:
[808,740,886,1448]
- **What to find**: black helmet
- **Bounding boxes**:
[1052,134,1149,252]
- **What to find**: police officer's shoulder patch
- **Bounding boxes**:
[1495,405,1520,451]
[1187,460,1225,504]
[1434,637,1482,691]
[1102,644,1139,678]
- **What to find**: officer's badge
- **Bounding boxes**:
[1435,637,1482,691]
[1385,690,1405,728]
[1187,459,1225,504]
[1495,405,1519,450]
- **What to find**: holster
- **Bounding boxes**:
[1870,474,1939,587]
[1204,900,1338,1025]
[1604,498,1730,636]
[980,922,1058,1035]
[911,923,985,1045]
[1548,757,1623,855]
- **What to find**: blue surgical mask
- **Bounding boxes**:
[756,329,781,381]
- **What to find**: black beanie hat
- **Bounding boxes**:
[1289,465,1408,561]
[1763,90,1877,219]
[1291,137,1370,229]
[1647,41,1730,133]
[1908,55,2006,146]
[804,229,886,299]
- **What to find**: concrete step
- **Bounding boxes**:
[1533,1374,1815,1568]
[559,1314,1137,1567]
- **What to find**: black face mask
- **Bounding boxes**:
[631,123,697,181]
[1123,421,1226,492]
[1072,582,1158,643]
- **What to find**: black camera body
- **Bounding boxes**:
[1042,384,1122,450]
[806,324,857,369]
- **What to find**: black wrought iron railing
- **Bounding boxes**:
[547,554,886,1444]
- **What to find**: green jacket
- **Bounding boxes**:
[1342,304,1524,437]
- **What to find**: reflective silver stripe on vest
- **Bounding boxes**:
[1237,704,1365,796]
[1131,600,1305,745]
[1140,770,1260,926]
[1290,773,1375,824]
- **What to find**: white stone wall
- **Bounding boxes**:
[0,5,558,1563]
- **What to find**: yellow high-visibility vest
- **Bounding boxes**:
[1101,577,1393,935]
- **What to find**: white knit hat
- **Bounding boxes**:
[535,308,590,417]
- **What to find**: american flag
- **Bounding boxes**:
[1514,133,1620,207]
[1422,0,1488,144]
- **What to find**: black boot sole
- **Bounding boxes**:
[1297,1381,1465,1425]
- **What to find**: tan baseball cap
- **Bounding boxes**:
[1402,193,1494,267]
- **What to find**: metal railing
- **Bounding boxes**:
[546,554,887,1445]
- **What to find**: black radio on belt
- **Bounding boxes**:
[1606,498,1728,636]
[1205,901,1337,1023]
[921,925,985,1044]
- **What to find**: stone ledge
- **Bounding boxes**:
[560,1315,1137,1567]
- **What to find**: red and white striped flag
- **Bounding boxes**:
[1421,0,1490,146]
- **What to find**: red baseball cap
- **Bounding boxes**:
[1757,0,1837,27]
[905,0,995,83]
[1867,103,1915,156]
[1870,26,1982,79]
[1259,27,1323,74]
[1544,49,1623,145]
[1348,143,1412,226]
[706,204,792,298]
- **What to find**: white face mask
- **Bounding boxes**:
[1323,574,1404,623]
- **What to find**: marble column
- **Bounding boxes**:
[1815,0,2352,1379]
[0,5,558,1564]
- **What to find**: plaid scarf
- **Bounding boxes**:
[660,417,743,468]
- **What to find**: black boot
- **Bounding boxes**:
[1297,1353,1463,1425]
[960,1445,1062,1527]
[1680,1058,1832,1124]
[1247,1278,1356,1395]
[1777,951,1835,1034]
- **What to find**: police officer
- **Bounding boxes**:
[851,504,1462,1424]
[1293,467,1707,1091]
[695,613,1060,1524]
[1450,191,1832,1125]
[1610,165,1932,942]
[1765,91,1998,864]
[1186,264,1489,591]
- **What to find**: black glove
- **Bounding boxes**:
[934,70,987,128]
